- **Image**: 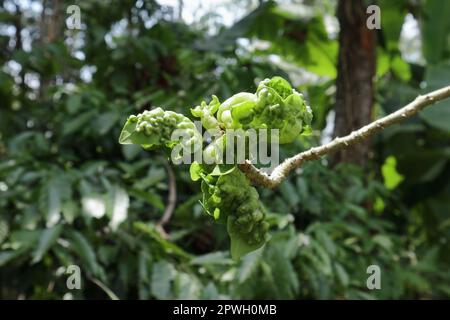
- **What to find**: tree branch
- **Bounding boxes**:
[156,158,177,238]
[239,85,450,188]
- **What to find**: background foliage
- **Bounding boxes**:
[0,0,449,299]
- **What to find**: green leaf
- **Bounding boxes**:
[420,64,450,132]
[316,229,337,257]
[334,263,349,287]
[41,173,72,228]
[129,188,164,210]
[189,162,203,181]
[279,181,299,208]
[190,251,233,266]
[0,219,9,245]
[381,156,404,189]
[227,216,267,260]
[390,55,411,81]
[63,111,95,135]
[210,164,235,176]
[66,94,82,114]
[376,49,390,77]
[236,249,263,283]
[401,271,430,291]
[118,108,202,154]
[68,230,103,277]
[96,111,119,135]
[421,0,450,64]
[379,0,407,51]
[174,272,200,299]
[118,118,157,145]
[134,222,191,259]
[264,76,292,99]
[9,230,41,249]
[108,186,129,231]
[121,144,142,160]
[0,248,29,267]
[46,177,62,227]
[373,234,393,250]
[151,260,175,299]
[202,282,220,299]
[61,201,78,224]
[32,225,63,264]
[266,245,299,298]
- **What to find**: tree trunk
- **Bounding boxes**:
[332,0,376,165]
[39,0,63,99]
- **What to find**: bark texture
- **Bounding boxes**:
[333,0,376,165]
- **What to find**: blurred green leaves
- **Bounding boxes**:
[203,1,337,77]
[420,64,450,132]
[421,0,450,64]
[32,225,63,264]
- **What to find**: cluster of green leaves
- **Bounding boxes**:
[193,166,270,259]
[119,76,312,259]
[211,76,312,143]
[118,107,203,161]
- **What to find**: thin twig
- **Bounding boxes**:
[239,85,450,188]
[88,277,120,300]
[156,157,177,238]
